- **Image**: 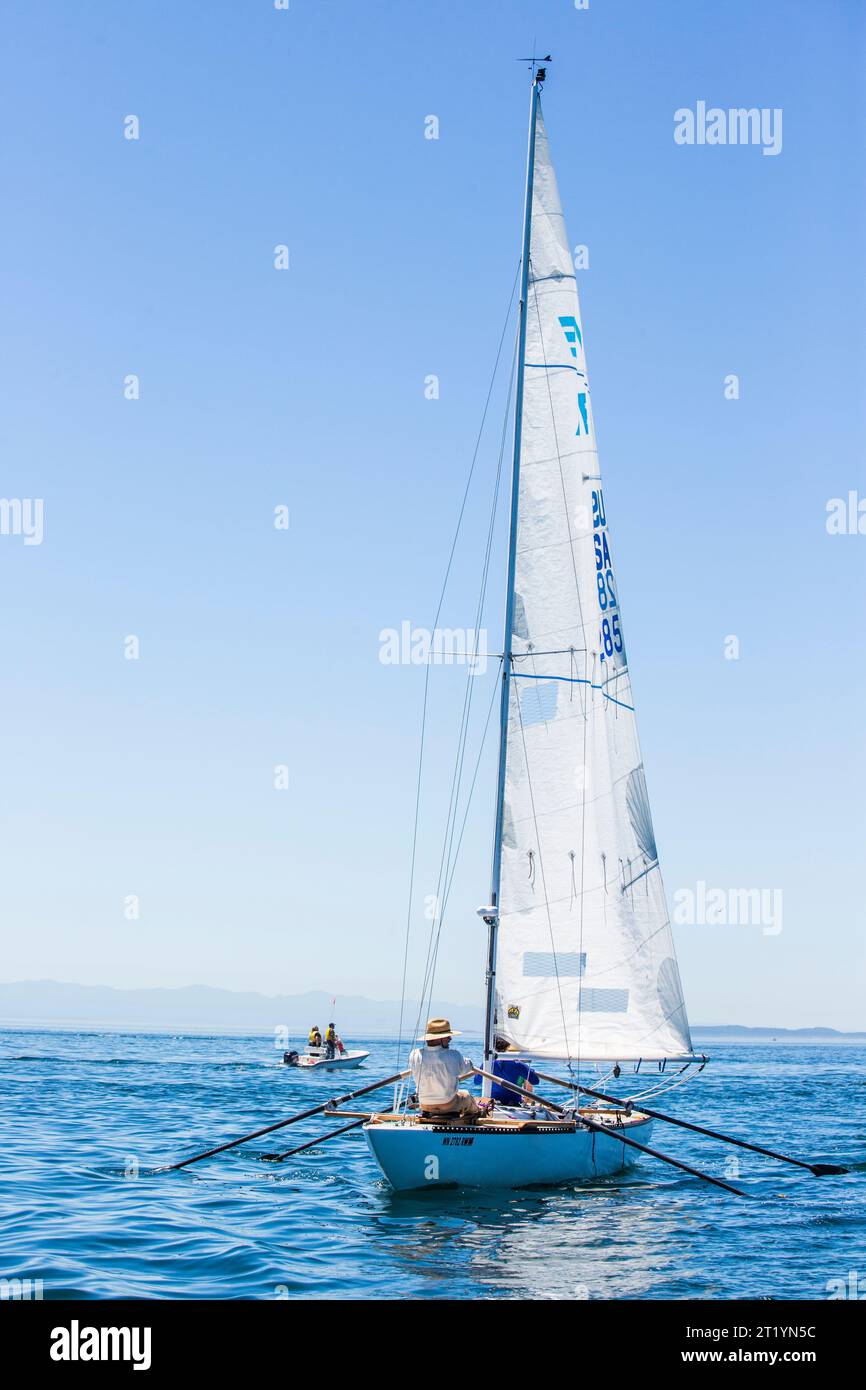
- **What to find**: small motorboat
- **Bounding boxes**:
[283,1046,369,1071]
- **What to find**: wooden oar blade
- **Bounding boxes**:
[580,1116,748,1198]
[158,1069,407,1172]
[259,1118,366,1163]
[474,1066,747,1197]
[532,1071,847,1182]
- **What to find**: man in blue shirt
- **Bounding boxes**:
[477,1036,540,1106]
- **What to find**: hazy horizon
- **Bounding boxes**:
[1,978,862,1038]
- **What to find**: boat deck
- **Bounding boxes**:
[362,1107,647,1135]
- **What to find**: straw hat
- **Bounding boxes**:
[422,1017,461,1042]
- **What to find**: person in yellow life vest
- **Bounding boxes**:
[324,1023,337,1059]
[308,1026,322,1050]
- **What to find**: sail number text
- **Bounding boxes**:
[592,489,623,663]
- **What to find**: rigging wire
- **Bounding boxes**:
[622,1062,706,1104]
[412,325,519,1040]
[395,265,520,1067]
[418,665,502,1021]
[438,668,502,918]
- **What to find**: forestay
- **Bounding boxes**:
[494,106,692,1062]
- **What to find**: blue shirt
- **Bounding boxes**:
[475,1057,540,1104]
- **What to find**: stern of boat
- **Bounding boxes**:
[364,1110,652,1192]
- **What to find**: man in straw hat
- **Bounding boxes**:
[409,1017,480,1120]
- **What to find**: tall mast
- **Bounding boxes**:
[482,66,545,1070]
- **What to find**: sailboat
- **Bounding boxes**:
[162,77,844,1191]
[364,65,703,1191]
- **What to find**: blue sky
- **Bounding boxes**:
[0,0,863,1029]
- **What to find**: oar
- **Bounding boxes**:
[533,1070,848,1177]
[474,1067,746,1197]
[158,1070,409,1172]
[260,1117,366,1162]
[258,1068,477,1162]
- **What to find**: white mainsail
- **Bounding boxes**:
[493,105,692,1062]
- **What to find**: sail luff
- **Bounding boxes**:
[483,73,542,1070]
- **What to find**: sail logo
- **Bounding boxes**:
[558,318,590,436]
[672,881,782,936]
[559,314,582,356]
[49,1320,152,1370]
[674,102,782,156]
[379,622,488,675]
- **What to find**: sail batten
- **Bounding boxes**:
[492,101,692,1064]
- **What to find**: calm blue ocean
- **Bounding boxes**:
[1,1029,863,1300]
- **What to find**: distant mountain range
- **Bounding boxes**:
[0,980,862,1038]
[0,980,483,1035]
[687,1025,865,1037]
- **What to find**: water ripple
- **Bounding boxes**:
[0,1029,863,1299]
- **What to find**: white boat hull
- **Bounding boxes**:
[364,1112,653,1191]
[288,1050,369,1070]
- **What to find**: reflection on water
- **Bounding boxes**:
[373,1177,722,1299]
[0,1030,862,1299]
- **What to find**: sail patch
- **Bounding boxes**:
[579,988,629,1013]
[519,680,558,728]
[512,591,530,641]
[657,958,688,1029]
[523,951,586,978]
[626,766,657,862]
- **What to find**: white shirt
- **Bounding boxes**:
[409,1044,473,1105]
